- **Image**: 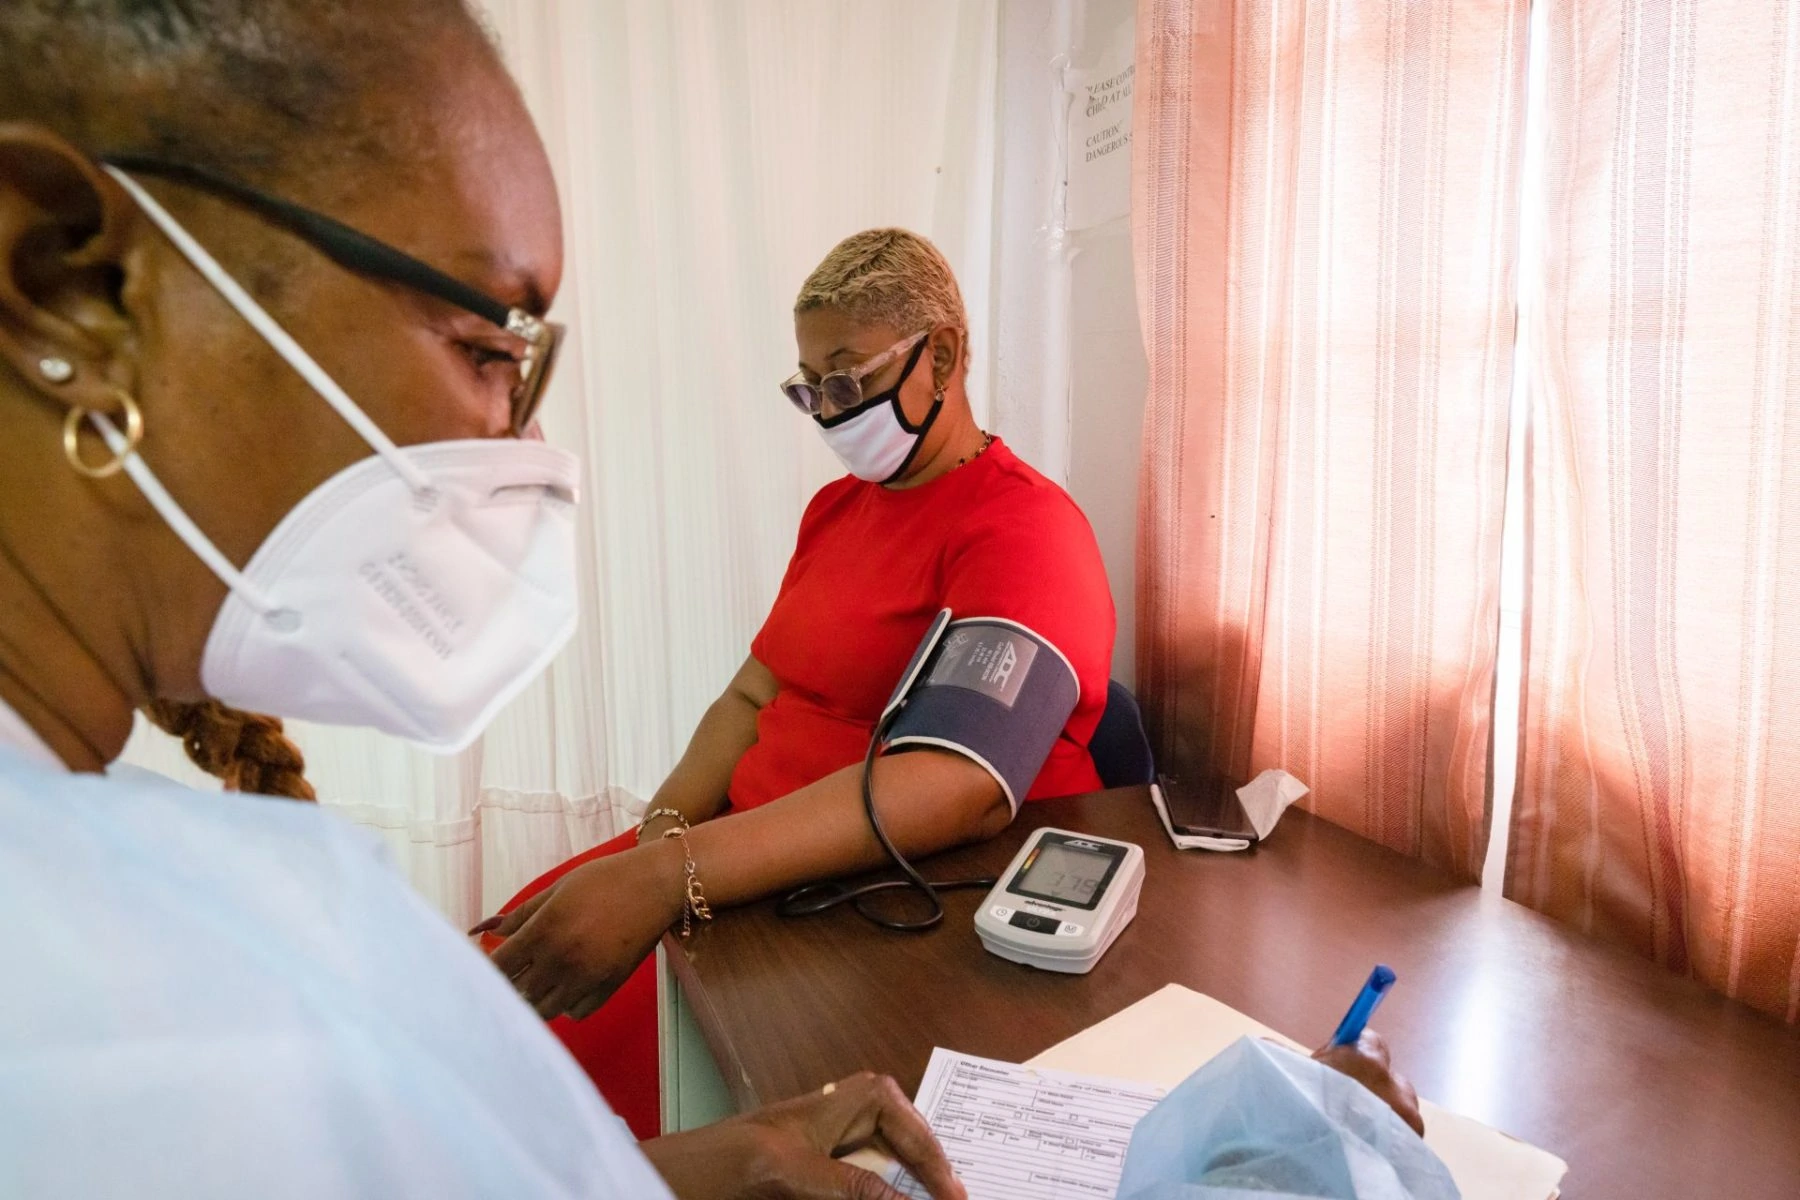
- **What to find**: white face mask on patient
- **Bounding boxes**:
[95,166,580,754]
[812,339,943,484]
[815,391,942,483]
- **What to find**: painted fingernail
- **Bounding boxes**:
[469,916,502,935]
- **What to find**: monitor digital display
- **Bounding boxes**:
[1015,843,1111,905]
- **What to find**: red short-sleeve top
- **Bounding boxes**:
[730,438,1116,811]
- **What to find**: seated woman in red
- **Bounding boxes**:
[478,229,1115,1138]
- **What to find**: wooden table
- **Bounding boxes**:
[661,787,1800,1199]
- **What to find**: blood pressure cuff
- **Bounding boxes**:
[883,616,1079,814]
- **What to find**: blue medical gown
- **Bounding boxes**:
[0,747,672,1199]
[1117,1038,1461,1200]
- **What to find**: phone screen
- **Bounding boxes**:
[1159,774,1258,841]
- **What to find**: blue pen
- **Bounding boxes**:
[1329,964,1397,1046]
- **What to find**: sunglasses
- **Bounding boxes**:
[102,155,564,437]
[780,330,928,418]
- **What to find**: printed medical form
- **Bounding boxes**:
[887,1049,1165,1200]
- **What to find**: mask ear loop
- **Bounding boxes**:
[90,412,282,618]
[100,165,432,496]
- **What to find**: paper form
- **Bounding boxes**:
[886,1048,1165,1200]
[860,987,1563,1200]
[1027,985,1567,1200]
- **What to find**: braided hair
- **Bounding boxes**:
[143,700,316,801]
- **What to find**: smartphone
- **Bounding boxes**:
[1156,773,1259,843]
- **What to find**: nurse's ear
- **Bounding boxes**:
[0,124,141,418]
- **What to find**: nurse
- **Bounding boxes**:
[0,2,962,1198]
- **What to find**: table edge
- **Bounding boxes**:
[660,928,764,1113]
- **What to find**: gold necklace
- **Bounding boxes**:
[956,431,994,469]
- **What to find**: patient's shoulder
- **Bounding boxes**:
[939,443,1115,656]
[959,441,1102,550]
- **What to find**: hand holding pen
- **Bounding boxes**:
[1310,964,1425,1136]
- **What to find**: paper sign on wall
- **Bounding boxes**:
[1064,44,1135,231]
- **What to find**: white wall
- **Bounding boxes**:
[995,0,1147,687]
[990,0,1072,477]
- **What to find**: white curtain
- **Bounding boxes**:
[124,0,1002,927]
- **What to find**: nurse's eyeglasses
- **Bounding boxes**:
[102,155,564,437]
[780,330,927,418]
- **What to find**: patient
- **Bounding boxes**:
[479,229,1117,1134]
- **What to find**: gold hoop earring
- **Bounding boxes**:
[62,388,145,480]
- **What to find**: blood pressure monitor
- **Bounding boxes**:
[781,609,1117,937]
[975,827,1144,974]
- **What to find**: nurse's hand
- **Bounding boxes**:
[1312,1029,1425,1136]
[642,1071,967,1200]
[476,841,686,1020]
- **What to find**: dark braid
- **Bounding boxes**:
[143,699,316,801]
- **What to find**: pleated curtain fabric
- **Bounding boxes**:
[1132,0,1529,879]
[1506,0,1800,1022]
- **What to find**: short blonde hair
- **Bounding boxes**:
[795,229,969,365]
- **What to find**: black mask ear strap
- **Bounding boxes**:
[886,335,931,405]
[890,336,942,433]
[878,386,945,484]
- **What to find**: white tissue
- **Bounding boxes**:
[1237,768,1309,840]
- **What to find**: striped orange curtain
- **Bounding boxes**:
[1506,0,1800,1022]
[1131,0,1529,879]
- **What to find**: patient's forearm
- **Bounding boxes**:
[682,750,1010,907]
[645,692,758,827]
[643,658,777,836]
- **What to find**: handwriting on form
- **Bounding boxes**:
[889,1049,1165,1200]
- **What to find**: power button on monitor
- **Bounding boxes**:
[1008,910,1056,934]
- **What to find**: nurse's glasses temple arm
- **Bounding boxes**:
[100,154,561,432]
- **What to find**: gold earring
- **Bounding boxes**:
[62,387,145,480]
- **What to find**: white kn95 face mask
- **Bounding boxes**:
[95,165,580,754]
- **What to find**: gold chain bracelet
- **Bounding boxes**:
[638,806,687,843]
[640,808,713,936]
